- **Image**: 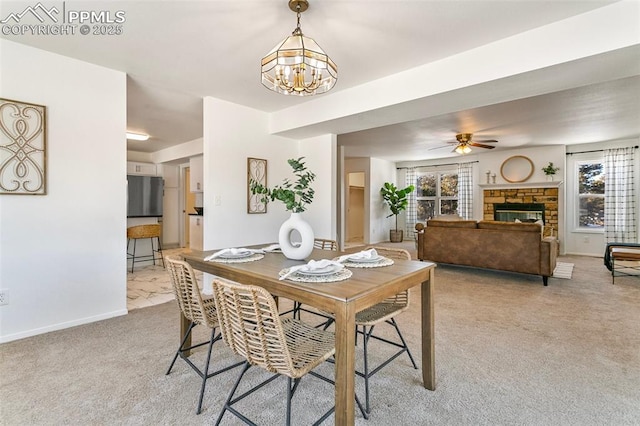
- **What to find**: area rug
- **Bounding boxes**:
[552,262,574,279]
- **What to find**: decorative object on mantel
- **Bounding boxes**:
[247,157,267,214]
[500,155,534,183]
[492,174,496,184]
[250,157,316,260]
[542,162,560,181]
[0,98,46,195]
[486,170,491,184]
[261,0,337,96]
[380,182,415,242]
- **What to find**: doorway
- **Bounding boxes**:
[346,172,365,246]
[183,167,196,248]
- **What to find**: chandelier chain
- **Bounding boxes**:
[295,6,302,33]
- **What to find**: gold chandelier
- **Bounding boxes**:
[261,0,337,96]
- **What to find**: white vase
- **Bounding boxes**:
[547,175,554,181]
[279,212,314,260]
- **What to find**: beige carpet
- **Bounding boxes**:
[1,254,639,425]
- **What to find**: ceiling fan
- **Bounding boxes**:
[449,133,498,154]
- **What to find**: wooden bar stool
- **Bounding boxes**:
[127,224,164,273]
[610,247,640,284]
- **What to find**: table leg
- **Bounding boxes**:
[180,312,191,357]
[421,268,436,390]
[334,302,356,426]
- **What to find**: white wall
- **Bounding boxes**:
[369,158,397,244]
[0,40,127,343]
[151,137,203,164]
[202,97,299,249]
[477,145,566,188]
[299,134,337,241]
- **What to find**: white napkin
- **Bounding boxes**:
[261,244,281,252]
[204,247,263,261]
[337,248,378,263]
[279,259,343,280]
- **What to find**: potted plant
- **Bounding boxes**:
[542,162,560,181]
[250,157,316,259]
[380,182,415,242]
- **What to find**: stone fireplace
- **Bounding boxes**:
[484,187,558,237]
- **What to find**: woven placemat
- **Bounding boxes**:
[279,267,352,283]
[338,257,394,268]
[207,253,264,263]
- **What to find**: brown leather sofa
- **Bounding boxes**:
[415,220,558,286]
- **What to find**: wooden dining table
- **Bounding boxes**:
[182,247,437,426]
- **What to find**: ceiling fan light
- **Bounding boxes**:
[455,144,472,154]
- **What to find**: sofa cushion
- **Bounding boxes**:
[427,219,478,229]
[477,220,541,233]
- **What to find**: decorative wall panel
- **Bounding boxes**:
[247,157,267,214]
[0,98,46,195]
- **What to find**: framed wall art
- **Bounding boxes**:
[247,157,267,214]
[0,98,47,195]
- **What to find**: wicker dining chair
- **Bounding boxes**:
[324,246,417,416]
[164,255,243,414]
[211,279,338,426]
[313,238,338,251]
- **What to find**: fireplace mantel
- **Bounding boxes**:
[478,181,563,190]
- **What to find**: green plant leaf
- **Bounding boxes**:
[249,157,316,213]
[380,182,415,229]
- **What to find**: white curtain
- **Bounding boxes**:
[405,167,417,240]
[457,162,474,219]
[604,147,637,243]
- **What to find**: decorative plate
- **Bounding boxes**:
[296,264,344,276]
[279,267,352,283]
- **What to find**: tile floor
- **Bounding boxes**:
[126,247,200,311]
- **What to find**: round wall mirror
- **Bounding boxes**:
[500,155,534,183]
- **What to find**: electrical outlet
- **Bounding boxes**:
[0,289,8,306]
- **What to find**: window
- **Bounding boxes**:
[577,161,605,229]
[416,170,458,221]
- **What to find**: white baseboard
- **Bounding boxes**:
[563,251,602,258]
[0,309,128,344]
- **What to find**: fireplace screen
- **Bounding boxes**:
[494,203,545,224]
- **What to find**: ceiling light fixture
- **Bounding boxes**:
[261,0,337,96]
[126,132,150,141]
[455,144,472,155]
